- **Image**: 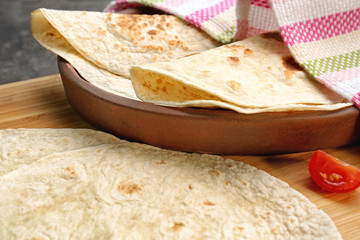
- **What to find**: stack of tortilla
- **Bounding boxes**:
[0,128,341,239]
[31,9,351,113]
[130,32,352,113]
[31,8,219,100]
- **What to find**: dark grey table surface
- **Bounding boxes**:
[0,0,109,85]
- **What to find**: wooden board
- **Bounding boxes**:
[0,74,92,129]
[0,74,359,239]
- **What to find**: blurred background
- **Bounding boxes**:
[0,0,109,84]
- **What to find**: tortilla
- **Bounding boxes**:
[0,129,341,239]
[0,128,120,177]
[131,32,352,113]
[31,9,219,100]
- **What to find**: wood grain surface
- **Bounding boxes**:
[0,74,359,239]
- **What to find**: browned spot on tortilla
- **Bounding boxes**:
[147,29,157,35]
[240,179,248,186]
[157,24,165,30]
[114,43,120,49]
[243,48,253,56]
[178,52,201,59]
[182,45,189,51]
[65,166,76,176]
[233,226,244,232]
[226,45,244,50]
[143,45,164,51]
[203,201,216,206]
[161,86,168,93]
[211,169,220,177]
[82,11,87,15]
[142,81,152,89]
[267,66,271,71]
[113,14,137,28]
[227,56,240,64]
[45,32,55,37]
[152,55,158,61]
[96,27,107,36]
[227,80,242,92]
[225,44,245,53]
[108,14,177,42]
[169,39,188,51]
[224,180,230,186]
[261,31,283,42]
[188,184,193,190]
[156,159,166,164]
[171,222,184,232]
[189,92,203,99]
[282,56,303,80]
[118,182,142,195]
[265,211,271,215]
[156,78,163,84]
[161,15,167,22]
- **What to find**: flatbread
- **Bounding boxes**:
[131,32,352,113]
[31,9,219,100]
[0,128,120,177]
[0,129,341,239]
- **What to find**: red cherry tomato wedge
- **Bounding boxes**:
[309,150,360,193]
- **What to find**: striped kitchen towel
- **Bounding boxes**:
[272,0,360,109]
[105,0,360,109]
[104,0,238,44]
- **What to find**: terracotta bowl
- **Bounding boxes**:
[58,57,360,155]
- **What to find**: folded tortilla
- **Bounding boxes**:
[31,9,219,100]
[0,128,121,176]
[0,128,341,239]
[131,32,352,113]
